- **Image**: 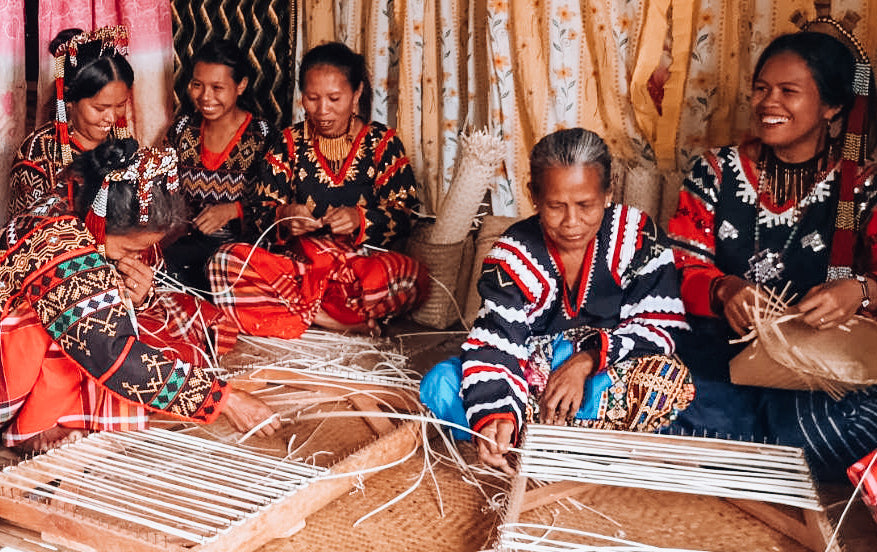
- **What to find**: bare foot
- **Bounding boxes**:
[313,310,381,336]
[17,427,86,453]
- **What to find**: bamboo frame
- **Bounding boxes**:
[0,423,421,552]
[496,425,832,552]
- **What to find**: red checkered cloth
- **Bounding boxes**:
[209,236,428,338]
[137,290,239,364]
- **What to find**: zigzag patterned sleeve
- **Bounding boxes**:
[460,238,539,433]
[21,217,228,423]
[667,153,724,317]
[603,210,689,367]
[244,128,297,243]
[361,130,419,247]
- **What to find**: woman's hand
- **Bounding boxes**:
[115,255,155,306]
[222,388,281,438]
[794,279,863,329]
[279,203,323,236]
[714,275,769,335]
[539,350,598,425]
[321,205,360,236]
[476,418,516,476]
[194,203,238,235]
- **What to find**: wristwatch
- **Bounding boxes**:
[855,274,871,309]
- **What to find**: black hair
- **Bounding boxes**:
[70,138,186,235]
[529,128,612,199]
[184,37,258,115]
[753,32,856,117]
[299,42,372,119]
[49,28,134,103]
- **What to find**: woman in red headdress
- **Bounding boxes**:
[0,138,279,452]
[8,26,134,218]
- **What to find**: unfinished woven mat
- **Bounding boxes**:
[730,293,877,398]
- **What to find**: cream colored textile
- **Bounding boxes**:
[297,1,877,224]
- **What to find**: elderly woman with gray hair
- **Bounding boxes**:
[419,128,693,473]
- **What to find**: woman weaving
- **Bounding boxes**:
[8,26,133,218]
[667,26,877,479]
[163,39,278,291]
[0,139,279,452]
[420,129,693,474]
[209,42,427,337]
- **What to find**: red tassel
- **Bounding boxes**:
[85,209,106,245]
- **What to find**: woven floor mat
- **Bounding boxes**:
[515,484,808,551]
[260,439,503,552]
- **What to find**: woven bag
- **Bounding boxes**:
[730,314,877,398]
[406,224,474,329]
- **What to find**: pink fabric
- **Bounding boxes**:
[0,0,26,224]
[35,0,174,146]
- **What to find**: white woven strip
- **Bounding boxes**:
[0,428,325,545]
[516,425,820,511]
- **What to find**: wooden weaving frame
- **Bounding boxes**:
[0,364,423,552]
[498,426,836,552]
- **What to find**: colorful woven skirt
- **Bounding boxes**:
[208,236,428,338]
[0,304,148,446]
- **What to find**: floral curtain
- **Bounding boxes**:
[296,0,877,225]
[4,1,876,225]
[0,0,25,222]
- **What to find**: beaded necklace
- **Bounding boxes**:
[745,154,830,285]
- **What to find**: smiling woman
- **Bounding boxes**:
[667,28,877,479]
[162,38,279,292]
[7,26,134,218]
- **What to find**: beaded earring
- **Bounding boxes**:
[791,4,874,280]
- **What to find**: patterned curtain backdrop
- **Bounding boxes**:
[0,0,25,225]
[4,1,877,222]
[34,0,175,147]
[171,0,296,129]
[293,0,877,225]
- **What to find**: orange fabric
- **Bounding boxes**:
[200,113,252,171]
[210,242,335,338]
[211,237,428,335]
[0,304,148,446]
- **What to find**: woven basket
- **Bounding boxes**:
[406,224,474,329]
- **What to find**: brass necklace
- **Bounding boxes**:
[309,116,356,173]
[756,145,832,206]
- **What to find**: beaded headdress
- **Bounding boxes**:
[791,3,875,280]
[53,25,131,167]
[85,146,180,244]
